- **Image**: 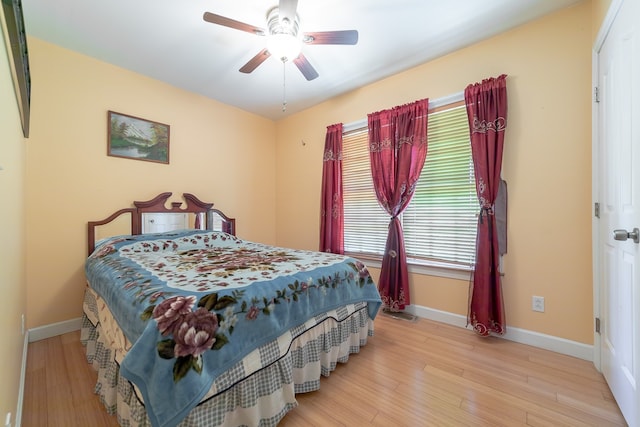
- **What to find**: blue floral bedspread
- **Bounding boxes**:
[85,230,381,427]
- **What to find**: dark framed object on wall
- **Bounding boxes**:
[107,111,170,164]
[1,0,31,138]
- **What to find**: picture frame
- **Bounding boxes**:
[1,0,31,138]
[107,111,170,164]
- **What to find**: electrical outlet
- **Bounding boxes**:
[21,314,25,336]
[532,296,545,312]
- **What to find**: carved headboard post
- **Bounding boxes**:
[182,193,214,213]
[210,208,236,236]
[87,208,137,256]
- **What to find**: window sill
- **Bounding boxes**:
[346,252,473,281]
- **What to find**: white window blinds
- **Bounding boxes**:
[342,102,477,269]
[343,128,389,256]
[403,104,477,266]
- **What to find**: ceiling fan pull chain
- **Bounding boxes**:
[282,60,287,112]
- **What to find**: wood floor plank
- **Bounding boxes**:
[22,366,47,427]
[425,364,624,426]
[556,388,629,424]
[46,383,79,427]
[528,353,607,382]
[22,314,627,427]
[460,397,529,426]
[525,411,594,427]
[370,411,416,427]
[528,374,616,402]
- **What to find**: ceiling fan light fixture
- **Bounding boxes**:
[267,33,302,61]
[204,2,357,81]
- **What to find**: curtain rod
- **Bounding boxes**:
[343,91,464,133]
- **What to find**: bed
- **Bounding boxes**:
[82,192,382,427]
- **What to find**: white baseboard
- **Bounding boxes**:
[406,304,594,362]
[16,331,28,427]
[28,317,82,342]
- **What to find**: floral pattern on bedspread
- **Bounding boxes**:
[117,233,352,292]
[85,230,381,427]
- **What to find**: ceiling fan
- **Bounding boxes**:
[203,0,358,81]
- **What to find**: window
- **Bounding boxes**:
[343,99,477,272]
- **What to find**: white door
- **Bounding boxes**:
[597,0,640,425]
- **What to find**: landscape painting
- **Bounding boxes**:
[108,111,170,164]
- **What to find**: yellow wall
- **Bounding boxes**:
[24,39,278,328]
[0,25,27,423]
[275,2,594,343]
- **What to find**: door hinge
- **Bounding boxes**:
[595,317,601,334]
[594,86,600,103]
[594,202,600,218]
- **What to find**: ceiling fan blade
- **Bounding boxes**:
[278,0,299,24]
[203,12,266,36]
[239,49,271,73]
[303,30,358,45]
[293,53,319,81]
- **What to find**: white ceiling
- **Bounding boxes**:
[22,0,581,120]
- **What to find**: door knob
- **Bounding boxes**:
[613,228,640,243]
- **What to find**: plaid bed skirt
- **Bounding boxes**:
[81,287,374,427]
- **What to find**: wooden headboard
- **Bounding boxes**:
[87,192,236,255]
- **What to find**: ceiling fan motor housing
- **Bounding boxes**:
[266,7,302,61]
[267,7,300,37]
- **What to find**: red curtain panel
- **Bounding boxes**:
[368,99,429,311]
[319,123,344,254]
[465,74,508,336]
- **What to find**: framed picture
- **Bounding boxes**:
[108,111,170,164]
[1,0,31,138]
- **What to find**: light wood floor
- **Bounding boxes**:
[22,314,627,426]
